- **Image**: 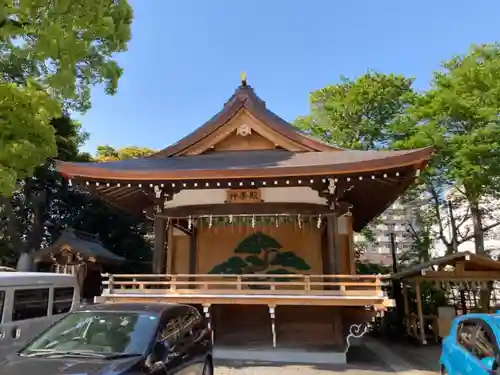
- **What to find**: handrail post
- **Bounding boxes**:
[304,275,311,292]
[236,275,242,290]
[108,275,114,294]
[170,275,176,291]
[375,274,382,297]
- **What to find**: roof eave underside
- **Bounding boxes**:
[57,163,424,232]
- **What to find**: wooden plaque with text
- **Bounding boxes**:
[226,189,262,203]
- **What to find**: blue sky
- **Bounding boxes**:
[78,0,500,154]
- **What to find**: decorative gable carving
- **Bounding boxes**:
[184,109,307,155]
[236,123,252,137]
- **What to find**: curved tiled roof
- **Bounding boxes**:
[150,83,341,157]
[57,148,432,181]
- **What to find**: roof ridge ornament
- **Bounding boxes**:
[240,72,247,87]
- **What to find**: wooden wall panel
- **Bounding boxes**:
[196,224,322,275]
[172,235,189,274]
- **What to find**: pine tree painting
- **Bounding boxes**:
[209,232,310,283]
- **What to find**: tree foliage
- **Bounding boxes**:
[0,0,133,197]
[95,145,156,162]
[296,72,417,254]
[402,43,500,256]
[295,72,416,150]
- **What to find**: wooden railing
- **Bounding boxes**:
[102,273,387,298]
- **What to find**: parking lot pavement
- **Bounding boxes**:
[215,345,394,375]
[215,361,393,375]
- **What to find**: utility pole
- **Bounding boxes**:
[390,232,403,330]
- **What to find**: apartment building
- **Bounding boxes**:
[355,198,418,266]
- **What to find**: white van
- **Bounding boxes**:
[0,272,80,356]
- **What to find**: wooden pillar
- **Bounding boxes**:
[415,280,427,345]
[402,282,410,336]
[188,227,197,286]
[203,304,214,345]
[152,216,167,274]
[269,305,276,348]
[326,215,340,275]
[166,222,175,274]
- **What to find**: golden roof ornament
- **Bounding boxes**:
[240,72,247,87]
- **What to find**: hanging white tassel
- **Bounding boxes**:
[275,214,279,227]
[209,214,213,228]
[68,179,72,187]
[188,215,192,230]
[317,214,322,228]
[252,215,256,228]
[297,214,302,228]
[229,214,233,224]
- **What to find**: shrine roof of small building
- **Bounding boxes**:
[388,251,500,281]
[34,228,125,264]
[57,148,432,181]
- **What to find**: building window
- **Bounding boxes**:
[12,288,49,321]
[386,224,396,232]
[52,287,75,315]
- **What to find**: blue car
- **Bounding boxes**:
[441,313,500,374]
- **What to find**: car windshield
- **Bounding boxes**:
[20,310,160,357]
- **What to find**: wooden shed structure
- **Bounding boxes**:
[389,251,500,345]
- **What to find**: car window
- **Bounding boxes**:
[12,288,49,321]
[21,311,160,356]
[457,320,477,352]
[474,324,497,359]
[159,317,181,344]
[179,307,201,336]
[52,287,74,315]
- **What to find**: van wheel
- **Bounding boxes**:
[202,358,213,375]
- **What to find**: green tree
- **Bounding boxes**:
[295,72,417,254]
[295,71,416,150]
[0,0,133,197]
[95,145,156,162]
[403,43,500,256]
[0,114,91,268]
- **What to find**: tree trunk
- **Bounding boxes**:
[27,190,47,253]
[465,186,490,309]
[0,196,24,252]
[469,198,485,255]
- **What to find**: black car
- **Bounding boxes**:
[0,302,213,375]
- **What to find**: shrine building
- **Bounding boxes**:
[56,76,432,363]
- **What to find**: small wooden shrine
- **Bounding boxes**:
[55,76,432,362]
[390,251,500,345]
[34,228,124,275]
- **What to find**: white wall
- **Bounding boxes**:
[164,187,327,208]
